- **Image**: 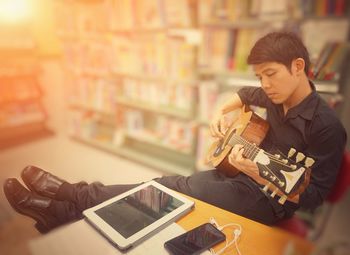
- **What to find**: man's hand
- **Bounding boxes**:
[228,144,265,185]
[210,114,230,139]
[229,144,300,204]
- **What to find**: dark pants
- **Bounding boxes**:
[49,170,286,226]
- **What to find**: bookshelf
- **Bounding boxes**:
[0,24,52,149]
[55,0,349,173]
[55,0,199,174]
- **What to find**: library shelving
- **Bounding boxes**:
[0,25,52,149]
[55,0,199,174]
[55,0,349,173]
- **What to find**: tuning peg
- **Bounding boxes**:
[263,183,271,192]
[271,188,278,198]
[281,159,288,164]
[262,170,268,176]
[278,181,285,187]
[305,157,315,168]
[274,154,281,159]
[290,164,297,170]
[278,195,288,204]
[270,176,276,181]
[288,148,296,158]
[296,152,305,163]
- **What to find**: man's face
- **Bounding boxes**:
[253,62,299,105]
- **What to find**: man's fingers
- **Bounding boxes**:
[229,144,243,165]
[210,122,224,139]
[236,147,244,162]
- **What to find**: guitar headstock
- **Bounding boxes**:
[257,147,314,204]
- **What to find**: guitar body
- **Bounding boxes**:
[207,106,270,177]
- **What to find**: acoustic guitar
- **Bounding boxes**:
[206,106,313,204]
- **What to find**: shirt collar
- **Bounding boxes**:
[285,81,319,120]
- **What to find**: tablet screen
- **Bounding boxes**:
[95,185,184,238]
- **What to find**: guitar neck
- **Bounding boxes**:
[228,134,260,161]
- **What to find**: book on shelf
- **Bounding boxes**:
[107,0,136,30]
[106,0,194,30]
[110,35,136,74]
[69,75,117,114]
[136,0,165,29]
[198,80,219,123]
[0,102,46,129]
[110,33,197,79]
[198,0,349,26]
[82,40,111,75]
[121,78,194,112]
[143,33,167,77]
[198,27,233,71]
[210,28,231,71]
[309,42,350,81]
[167,35,197,79]
[123,109,195,153]
[202,0,251,22]
[253,0,290,20]
[68,109,115,142]
[300,0,348,17]
[199,27,264,73]
[163,0,193,27]
[64,39,110,75]
[196,126,214,171]
[76,1,108,36]
[0,76,41,104]
[53,0,78,37]
[301,18,349,61]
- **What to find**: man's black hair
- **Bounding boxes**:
[247,31,311,75]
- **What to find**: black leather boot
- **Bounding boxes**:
[3,178,61,233]
[21,165,66,199]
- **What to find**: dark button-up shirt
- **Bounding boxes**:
[237,83,346,212]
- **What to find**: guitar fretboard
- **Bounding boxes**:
[228,134,261,161]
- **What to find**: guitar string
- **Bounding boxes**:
[219,134,301,196]
[228,136,286,182]
[231,135,287,165]
[223,133,301,195]
[228,135,295,168]
[228,135,283,165]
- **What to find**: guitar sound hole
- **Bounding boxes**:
[213,128,237,157]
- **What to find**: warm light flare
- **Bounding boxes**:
[0,0,31,23]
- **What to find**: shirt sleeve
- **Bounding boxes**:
[237,87,270,107]
[298,118,347,211]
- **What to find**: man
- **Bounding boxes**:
[4,32,346,233]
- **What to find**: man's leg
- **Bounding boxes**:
[155,170,283,225]
[21,165,141,213]
[56,182,140,212]
[19,166,283,225]
[54,170,282,225]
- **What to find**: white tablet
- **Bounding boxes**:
[83,180,195,251]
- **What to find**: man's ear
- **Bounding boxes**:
[292,58,305,75]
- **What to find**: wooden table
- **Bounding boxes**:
[176,195,314,255]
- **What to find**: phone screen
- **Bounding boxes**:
[164,223,226,255]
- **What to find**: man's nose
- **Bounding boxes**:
[260,77,271,89]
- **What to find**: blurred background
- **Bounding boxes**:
[0,0,349,254]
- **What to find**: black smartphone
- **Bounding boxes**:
[164,223,226,255]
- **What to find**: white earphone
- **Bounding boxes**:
[209,217,242,255]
